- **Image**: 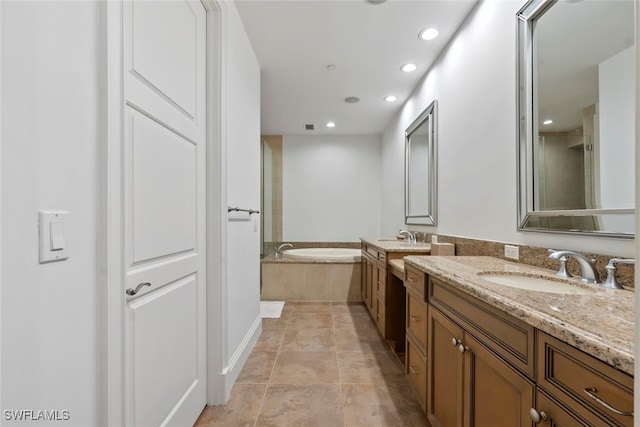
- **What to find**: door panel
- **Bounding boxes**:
[130,276,199,427]
[464,333,534,427]
[130,110,196,263]
[131,0,197,117]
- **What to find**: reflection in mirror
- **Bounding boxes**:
[517,0,635,237]
[405,100,437,225]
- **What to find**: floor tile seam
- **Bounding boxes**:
[251,382,270,427]
[267,381,342,388]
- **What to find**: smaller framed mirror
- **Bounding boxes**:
[405,100,438,225]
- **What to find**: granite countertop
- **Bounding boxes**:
[404,255,635,375]
[361,237,431,253]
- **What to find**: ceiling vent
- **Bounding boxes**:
[305,124,315,130]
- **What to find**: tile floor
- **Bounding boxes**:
[194,301,430,427]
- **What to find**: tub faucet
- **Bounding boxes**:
[275,243,293,257]
[399,230,416,245]
[548,250,600,284]
[602,258,635,289]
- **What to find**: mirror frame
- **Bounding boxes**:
[516,0,634,239]
[405,100,438,226]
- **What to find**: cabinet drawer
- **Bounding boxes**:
[429,277,535,378]
[405,264,426,298]
[407,291,427,351]
[534,389,609,426]
[407,335,427,412]
[537,332,634,427]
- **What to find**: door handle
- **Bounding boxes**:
[126,282,151,296]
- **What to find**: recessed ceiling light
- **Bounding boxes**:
[364,0,387,4]
[401,63,417,73]
[543,119,553,125]
[384,95,397,102]
[326,64,337,71]
[419,28,439,41]
[344,96,360,104]
[326,122,336,128]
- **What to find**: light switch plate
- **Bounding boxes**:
[39,211,69,263]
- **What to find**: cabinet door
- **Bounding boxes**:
[360,256,367,302]
[364,259,374,313]
[375,296,385,336]
[427,308,464,427]
[368,262,376,312]
[463,333,534,427]
[376,264,386,303]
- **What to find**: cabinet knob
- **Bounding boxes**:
[529,408,547,423]
[458,344,469,354]
[451,338,461,346]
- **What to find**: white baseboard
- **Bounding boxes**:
[221,314,262,400]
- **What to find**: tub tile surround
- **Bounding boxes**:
[404,255,634,375]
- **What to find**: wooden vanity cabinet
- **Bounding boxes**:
[360,243,426,352]
[427,277,535,427]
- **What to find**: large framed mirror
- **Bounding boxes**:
[517,0,635,238]
[405,100,438,225]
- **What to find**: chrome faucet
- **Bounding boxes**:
[274,243,293,257]
[399,229,416,245]
[548,250,600,284]
[602,258,635,289]
[547,249,572,278]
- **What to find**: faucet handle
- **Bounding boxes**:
[547,249,572,278]
[602,258,635,289]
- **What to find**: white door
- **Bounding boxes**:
[122,1,207,426]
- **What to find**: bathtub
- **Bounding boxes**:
[282,247,361,262]
[261,245,362,302]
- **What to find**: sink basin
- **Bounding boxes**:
[478,273,594,295]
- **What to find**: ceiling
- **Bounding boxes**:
[234,0,478,136]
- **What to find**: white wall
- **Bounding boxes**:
[224,0,262,381]
[282,134,382,241]
[381,0,635,257]
[599,46,635,210]
[1,2,99,425]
